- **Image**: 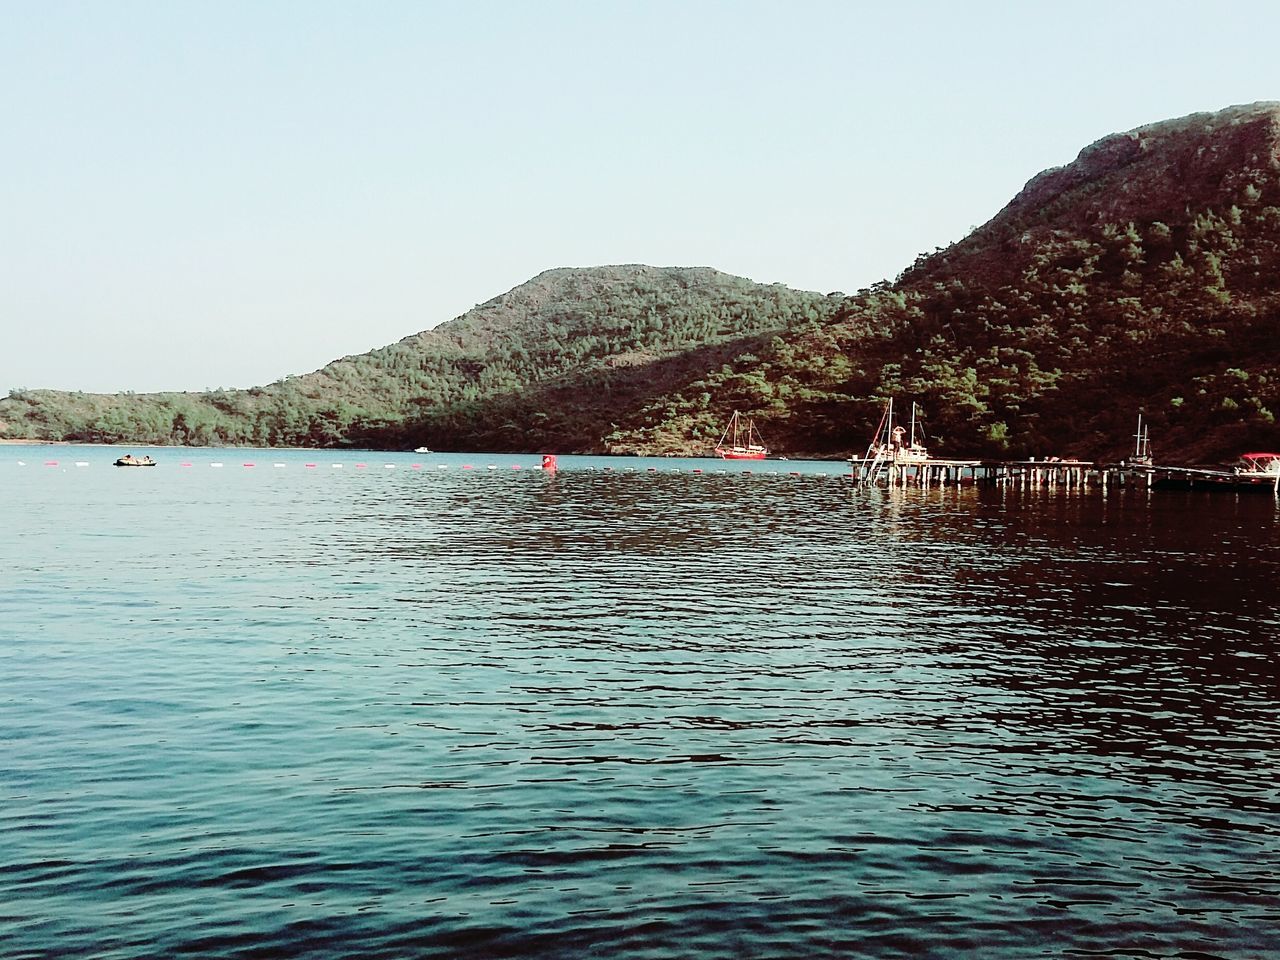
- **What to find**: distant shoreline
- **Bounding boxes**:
[0,438,325,451]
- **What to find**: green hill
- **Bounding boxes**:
[4,102,1280,463]
[0,266,838,452]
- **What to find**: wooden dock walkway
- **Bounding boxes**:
[848,457,1280,494]
[848,457,1145,489]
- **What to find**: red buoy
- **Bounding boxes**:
[542,454,557,471]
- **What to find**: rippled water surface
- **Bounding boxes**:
[3,446,1279,958]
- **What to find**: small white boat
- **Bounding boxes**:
[413,446,431,454]
[1153,451,1280,493]
[1126,413,1152,466]
[1238,452,1280,477]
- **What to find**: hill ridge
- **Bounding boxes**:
[969,101,1280,256]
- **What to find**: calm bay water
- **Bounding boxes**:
[3,445,1279,959]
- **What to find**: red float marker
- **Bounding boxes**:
[305,463,317,468]
[243,463,255,468]
[44,461,58,467]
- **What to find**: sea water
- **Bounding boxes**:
[2,446,1278,958]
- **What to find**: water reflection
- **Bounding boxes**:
[4,458,1279,959]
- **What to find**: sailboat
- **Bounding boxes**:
[868,399,929,464]
[850,399,929,483]
[714,411,769,460]
[1126,413,1152,465]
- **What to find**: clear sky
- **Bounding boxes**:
[2,0,1276,395]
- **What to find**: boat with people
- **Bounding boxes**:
[114,454,156,467]
[1223,452,1280,491]
[1152,451,1280,493]
[714,411,769,460]
[1238,451,1280,477]
[856,400,929,463]
[847,399,934,485]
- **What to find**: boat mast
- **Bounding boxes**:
[862,399,891,465]
[716,413,734,452]
[1133,413,1150,460]
[909,402,917,449]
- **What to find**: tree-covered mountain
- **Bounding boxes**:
[605,101,1280,462]
[4,102,1279,462]
[1,266,839,453]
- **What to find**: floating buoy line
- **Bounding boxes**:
[9,456,835,478]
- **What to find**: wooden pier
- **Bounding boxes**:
[847,405,1279,494]
[848,457,1153,490]
[849,457,1280,494]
